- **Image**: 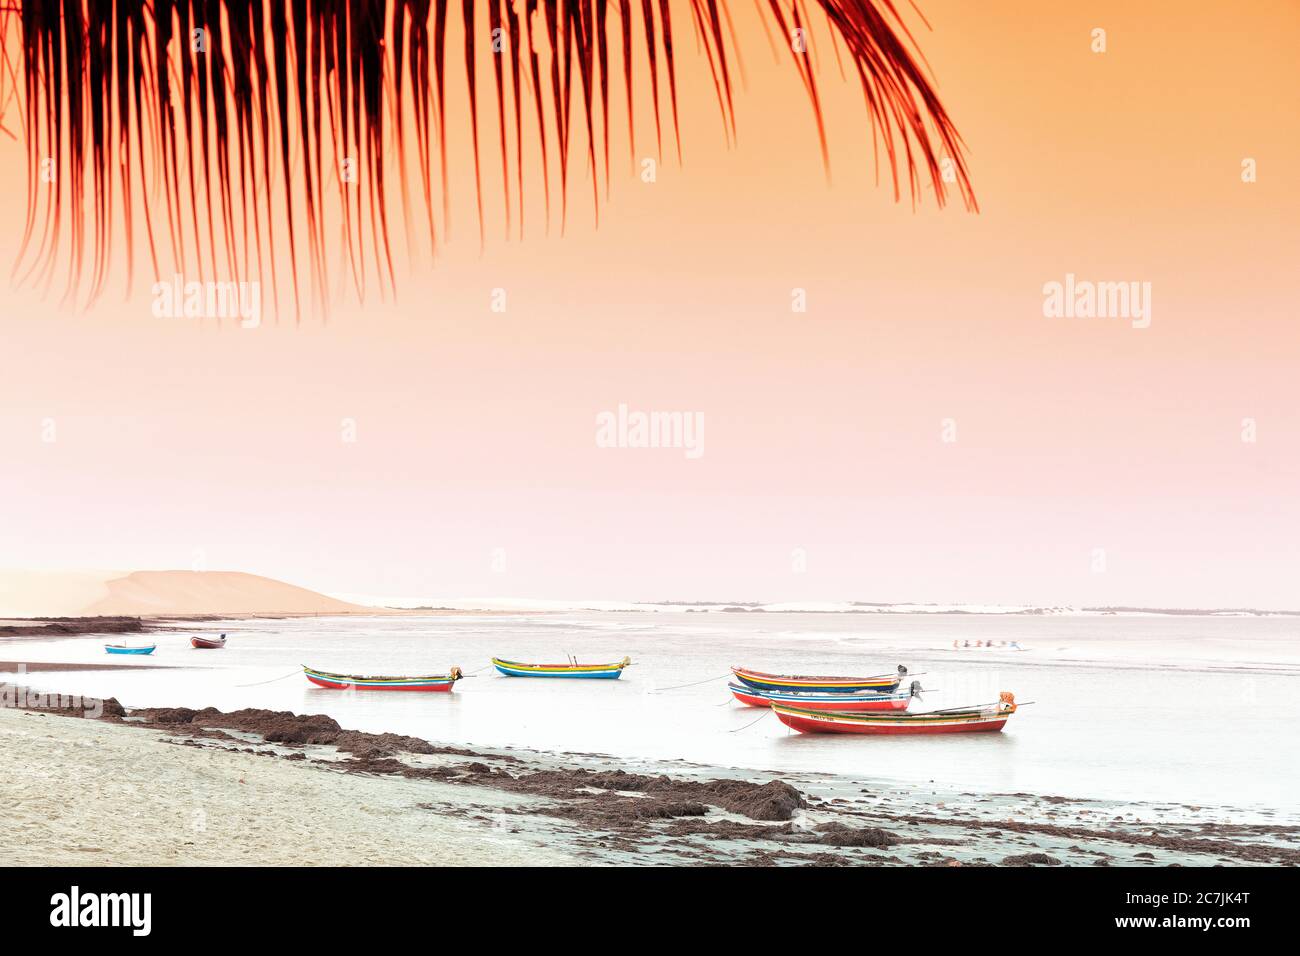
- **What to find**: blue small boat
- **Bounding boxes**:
[105,643,157,655]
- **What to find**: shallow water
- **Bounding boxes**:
[6,611,1298,817]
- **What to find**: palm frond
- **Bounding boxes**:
[0,1,977,318]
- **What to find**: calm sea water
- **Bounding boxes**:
[7,612,1298,817]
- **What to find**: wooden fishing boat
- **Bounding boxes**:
[732,664,907,694]
[105,643,157,655]
[191,634,227,649]
[772,693,1019,735]
[491,656,631,679]
[729,681,919,712]
[303,665,463,692]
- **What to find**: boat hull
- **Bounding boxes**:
[492,657,628,679]
[732,666,903,694]
[105,644,156,655]
[772,703,1009,735]
[728,683,911,711]
[191,637,226,649]
[303,667,459,692]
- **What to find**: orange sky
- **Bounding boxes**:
[1,0,1297,607]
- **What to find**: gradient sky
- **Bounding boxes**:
[1,0,1297,608]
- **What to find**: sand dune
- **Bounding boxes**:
[0,570,119,618]
[0,570,370,618]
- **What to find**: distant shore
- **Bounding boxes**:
[0,616,149,639]
[3,687,1295,867]
[0,607,524,643]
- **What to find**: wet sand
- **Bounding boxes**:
[3,689,1296,867]
[0,617,147,639]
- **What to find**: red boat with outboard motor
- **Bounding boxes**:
[772,692,1021,735]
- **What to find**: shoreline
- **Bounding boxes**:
[3,688,1295,867]
[0,616,149,639]
[0,608,533,644]
[0,661,171,672]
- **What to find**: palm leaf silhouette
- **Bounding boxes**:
[0,1,977,318]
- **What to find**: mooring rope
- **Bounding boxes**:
[727,708,772,733]
[463,663,494,676]
[650,672,731,693]
[234,669,302,687]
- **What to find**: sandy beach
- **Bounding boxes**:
[0,703,574,866]
[4,687,1296,867]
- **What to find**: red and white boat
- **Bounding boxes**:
[191,634,227,649]
[772,693,1019,735]
[728,681,918,712]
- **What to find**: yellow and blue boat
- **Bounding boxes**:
[491,656,631,679]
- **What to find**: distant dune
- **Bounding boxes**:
[0,570,371,618]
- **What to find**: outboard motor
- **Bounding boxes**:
[897,664,908,677]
